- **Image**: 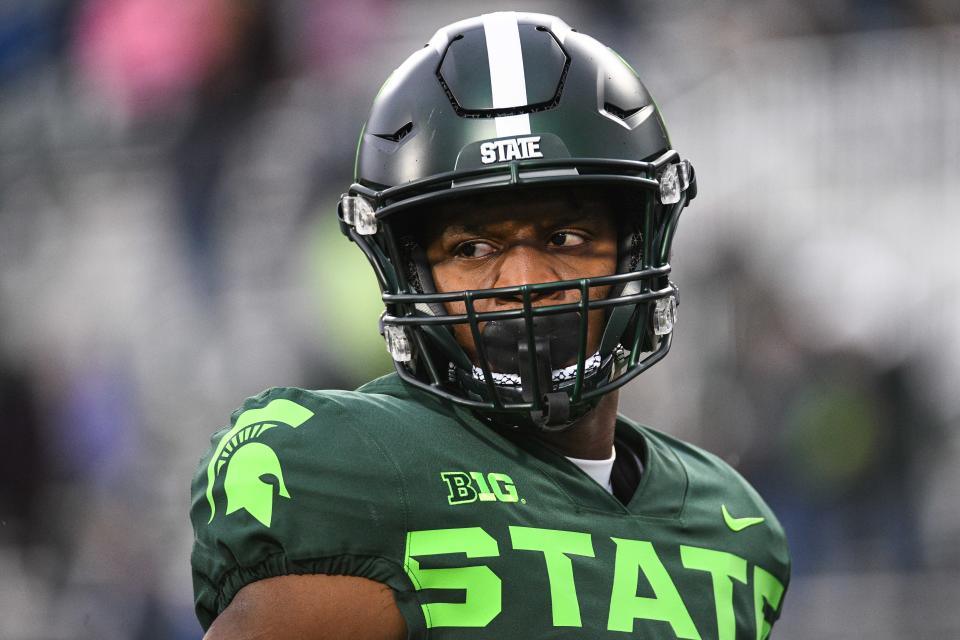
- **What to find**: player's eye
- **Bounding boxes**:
[455,240,497,258]
[548,231,586,247]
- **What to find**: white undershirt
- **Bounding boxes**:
[565,446,616,494]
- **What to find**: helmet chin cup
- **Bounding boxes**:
[480,316,578,429]
[478,313,580,431]
[481,316,580,379]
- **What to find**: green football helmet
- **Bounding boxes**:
[338,11,696,430]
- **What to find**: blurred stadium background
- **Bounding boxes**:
[1,0,958,637]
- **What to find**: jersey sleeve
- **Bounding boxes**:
[189,386,418,633]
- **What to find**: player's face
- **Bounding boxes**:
[420,191,619,365]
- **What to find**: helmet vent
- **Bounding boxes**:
[603,102,643,120]
[372,121,414,143]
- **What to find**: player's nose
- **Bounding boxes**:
[491,244,565,305]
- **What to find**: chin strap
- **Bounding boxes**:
[518,336,572,430]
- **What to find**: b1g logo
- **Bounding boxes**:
[441,471,521,505]
[479,136,544,164]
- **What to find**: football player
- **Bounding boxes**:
[191,12,790,639]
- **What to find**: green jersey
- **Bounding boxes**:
[191,374,790,638]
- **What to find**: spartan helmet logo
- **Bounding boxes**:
[205,398,314,528]
[224,442,289,527]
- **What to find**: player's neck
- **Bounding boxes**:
[532,390,619,460]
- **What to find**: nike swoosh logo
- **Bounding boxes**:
[722,504,765,532]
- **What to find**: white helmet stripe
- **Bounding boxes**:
[482,12,531,138]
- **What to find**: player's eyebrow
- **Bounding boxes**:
[443,212,602,237]
[442,220,488,236]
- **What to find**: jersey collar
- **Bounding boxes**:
[449,402,688,518]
